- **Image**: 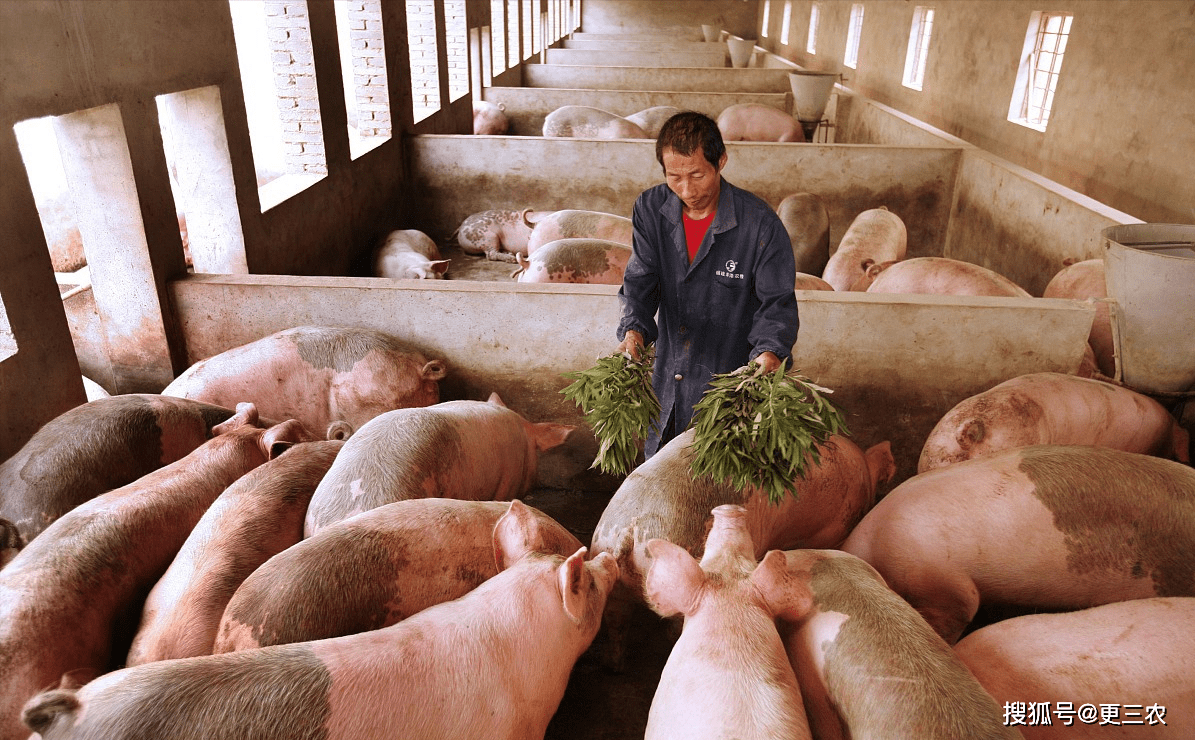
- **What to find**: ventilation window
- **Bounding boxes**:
[229,0,328,209]
[440,0,468,102]
[531,0,541,53]
[1008,11,1073,131]
[845,3,864,69]
[405,0,442,122]
[491,0,506,72]
[806,4,820,55]
[761,1,770,38]
[780,1,792,45]
[522,0,532,60]
[903,6,935,90]
[333,0,392,159]
[508,0,520,67]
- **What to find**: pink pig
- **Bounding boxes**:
[955,597,1195,739]
[304,393,574,535]
[0,404,308,740]
[918,372,1190,473]
[644,505,814,740]
[214,498,581,651]
[454,208,553,262]
[716,103,805,142]
[525,209,633,255]
[860,256,1031,296]
[842,444,1195,644]
[125,440,343,666]
[1043,258,1115,377]
[821,207,907,291]
[776,549,1023,740]
[22,540,619,740]
[515,238,632,284]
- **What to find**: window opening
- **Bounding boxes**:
[806,4,820,54]
[903,6,935,90]
[229,0,328,209]
[14,117,87,283]
[0,291,15,362]
[845,3,863,69]
[1008,11,1073,131]
[761,1,770,38]
[334,0,392,159]
[780,1,792,45]
[405,0,442,122]
[444,0,468,101]
[508,0,520,68]
[522,0,532,60]
[491,0,506,72]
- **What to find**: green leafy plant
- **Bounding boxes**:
[560,346,660,476]
[688,362,849,505]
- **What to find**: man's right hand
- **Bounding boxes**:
[617,329,645,361]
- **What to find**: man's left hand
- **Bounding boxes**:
[752,351,783,376]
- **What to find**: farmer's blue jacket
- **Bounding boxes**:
[618,178,799,457]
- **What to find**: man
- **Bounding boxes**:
[617,111,799,457]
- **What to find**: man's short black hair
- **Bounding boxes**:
[655,111,726,171]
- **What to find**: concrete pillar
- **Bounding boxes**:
[53,103,174,392]
[158,86,249,274]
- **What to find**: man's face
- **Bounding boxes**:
[662,147,726,216]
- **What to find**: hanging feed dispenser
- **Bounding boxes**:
[788,70,839,142]
[727,37,756,68]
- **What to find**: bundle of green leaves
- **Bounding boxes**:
[688,362,849,505]
[559,346,660,476]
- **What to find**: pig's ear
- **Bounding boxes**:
[431,260,451,276]
[559,547,592,625]
[751,550,813,622]
[421,360,448,382]
[212,402,259,435]
[531,422,575,453]
[261,419,307,459]
[326,420,354,441]
[487,392,507,408]
[644,538,704,618]
[492,499,538,570]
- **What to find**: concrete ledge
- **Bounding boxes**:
[545,47,727,68]
[522,64,795,92]
[571,31,708,43]
[564,38,725,52]
[405,135,962,257]
[482,87,792,136]
[169,274,1095,492]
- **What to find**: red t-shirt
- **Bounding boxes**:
[683,211,716,262]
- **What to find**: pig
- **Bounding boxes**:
[21,544,619,740]
[0,404,308,740]
[162,325,447,442]
[472,99,509,135]
[543,105,649,139]
[304,393,575,535]
[777,192,831,275]
[1043,258,1115,377]
[371,228,450,279]
[794,272,834,290]
[514,238,632,284]
[919,372,1190,473]
[590,427,895,669]
[821,206,907,291]
[624,105,683,138]
[644,504,814,740]
[215,498,581,651]
[955,597,1195,739]
[525,209,633,255]
[776,549,1023,740]
[841,444,1195,645]
[126,440,343,666]
[716,103,805,142]
[0,394,235,546]
[860,256,1032,296]
[453,208,553,262]
[0,518,20,569]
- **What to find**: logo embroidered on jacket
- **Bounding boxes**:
[716,259,745,280]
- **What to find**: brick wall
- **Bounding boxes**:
[406,0,440,120]
[346,0,391,137]
[444,0,468,100]
[264,0,327,175]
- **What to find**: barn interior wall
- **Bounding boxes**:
[749,0,1195,225]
